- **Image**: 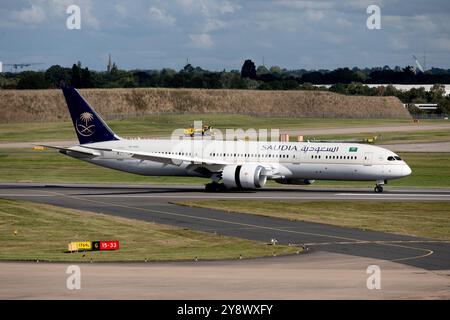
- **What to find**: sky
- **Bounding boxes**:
[0,0,449,72]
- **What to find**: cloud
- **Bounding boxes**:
[204,18,227,32]
[276,0,335,11]
[189,33,213,48]
[335,17,352,28]
[13,4,46,25]
[217,1,240,14]
[384,14,439,33]
[177,0,240,16]
[429,37,450,51]
[149,6,176,26]
[1,0,450,70]
[114,3,128,17]
[388,35,409,51]
[305,10,325,21]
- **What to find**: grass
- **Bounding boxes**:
[0,198,298,262]
[301,129,450,145]
[0,149,448,188]
[0,148,206,184]
[0,114,424,142]
[314,152,450,188]
[176,200,450,241]
[0,88,410,124]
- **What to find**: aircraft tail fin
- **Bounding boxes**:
[62,87,119,145]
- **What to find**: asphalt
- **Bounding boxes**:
[2,253,449,299]
[1,183,449,271]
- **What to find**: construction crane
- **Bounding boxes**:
[2,62,44,72]
[412,54,425,73]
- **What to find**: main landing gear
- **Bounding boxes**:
[205,182,226,192]
[374,180,386,193]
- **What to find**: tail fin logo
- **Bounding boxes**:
[76,112,95,137]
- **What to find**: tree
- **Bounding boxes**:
[241,59,256,79]
[437,97,450,114]
[181,63,195,73]
[17,71,48,89]
[269,66,282,74]
[71,63,82,88]
[430,84,445,103]
[256,65,269,75]
[80,67,92,88]
[45,65,70,88]
[301,71,324,84]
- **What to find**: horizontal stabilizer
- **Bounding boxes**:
[37,145,101,156]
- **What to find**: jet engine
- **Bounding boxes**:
[275,178,315,185]
[222,164,267,189]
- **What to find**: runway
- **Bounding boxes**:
[1,183,449,271]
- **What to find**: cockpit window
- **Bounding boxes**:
[387,156,395,161]
[394,156,402,161]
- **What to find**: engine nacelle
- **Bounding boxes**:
[222,164,267,189]
[275,178,315,185]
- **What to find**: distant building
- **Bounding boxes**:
[412,103,438,110]
[0,61,2,73]
[313,84,450,96]
[365,84,450,96]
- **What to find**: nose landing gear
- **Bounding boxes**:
[374,185,383,193]
[374,180,387,193]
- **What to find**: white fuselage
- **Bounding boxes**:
[68,139,412,182]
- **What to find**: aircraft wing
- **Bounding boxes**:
[87,147,284,177]
[86,147,229,166]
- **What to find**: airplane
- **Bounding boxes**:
[40,87,412,193]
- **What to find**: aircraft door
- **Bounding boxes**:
[363,152,373,166]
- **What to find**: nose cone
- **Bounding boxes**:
[402,164,412,177]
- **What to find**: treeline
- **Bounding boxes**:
[2,59,450,90]
[0,59,449,114]
[328,83,450,114]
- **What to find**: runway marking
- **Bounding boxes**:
[383,243,434,263]
[305,240,436,263]
[2,192,449,203]
[0,194,52,197]
[3,192,439,201]
[306,240,449,246]
[39,190,365,243]
[55,194,450,201]
[85,195,326,199]
[2,188,440,264]
[37,189,439,263]
[343,194,440,196]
